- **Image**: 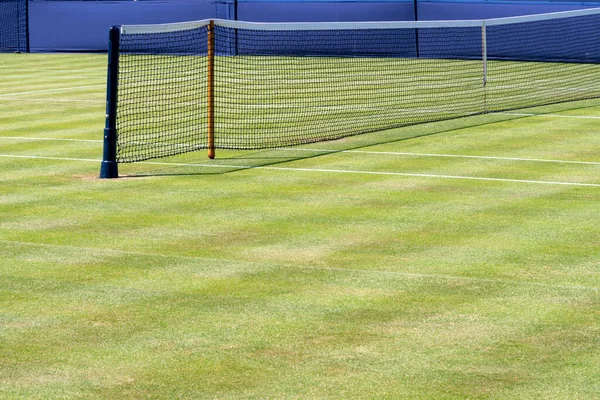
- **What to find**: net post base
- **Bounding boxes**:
[99,160,119,179]
[100,126,118,179]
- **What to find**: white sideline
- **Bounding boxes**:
[257,165,600,187]
[1,136,599,165]
[0,84,104,97]
[500,112,600,119]
[0,137,102,143]
[285,148,600,165]
[0,98,104,104]
[0,68,106,73]
[1,153,599,187]
[0,154,100,163]
[1,238,598,293]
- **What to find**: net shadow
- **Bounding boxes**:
[121,99,600,178]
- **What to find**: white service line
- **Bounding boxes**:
[0,154,100,163]
[258,165,600,187]
[2,137,598,166]
[0,75,103,79]
[499,112,600,119]
[284,148,600,165]
[0,68,106,73]
[0,98,104,103]
[0,137,102,143]
[2,154,597,187]
[0,84,105,97]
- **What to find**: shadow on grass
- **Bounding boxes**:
[121,100,600,178]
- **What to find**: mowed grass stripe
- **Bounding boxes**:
[0,100,104,142]
[1,238,598,399]
[0,53,105,70]
[1,238,598,292]
[1,155,598,290]
[0,109,102,130]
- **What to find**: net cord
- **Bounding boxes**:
[120,7,600,34]
[482,21,487,88]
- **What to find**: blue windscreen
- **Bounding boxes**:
[487,13,600,62]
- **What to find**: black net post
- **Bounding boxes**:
[100,26,120,179]
[207,20,215,159]
[22,0,29,52]
[413,0,419,57]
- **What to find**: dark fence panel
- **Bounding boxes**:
[0,0,28,52]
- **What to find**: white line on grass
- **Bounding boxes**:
[1,239,598,293]
[0,68,106,73]
[257,165,600,187]
[284,148,600,165]
[1,153,599,187]
[0,154,100,163]
[499,112,600,119]
[0,85,105,97]
[0,98,104,104]
[1,137,598,166]
[0,75,103,81]
[0,137,102,143]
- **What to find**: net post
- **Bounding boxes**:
[207,20,216,159]
[481,21,488,113]
[18,0,30,53]
[100,26,120,179]
[482,21,487,88]
[413,0,419,57]
[25,0,29,52]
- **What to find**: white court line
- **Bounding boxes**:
[256,165,600,187]
[1,137,598,165]
[1,154,598,187]
[0,68,105,73]
[0,85,105,97]
[1,239,597,292]
[0,75,103,79]
[0,154,100,163]
[0,98,104,104]
[0,137,101,143]
[500,112,600,119]
[284,148,600,165]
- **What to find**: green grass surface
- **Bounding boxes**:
[1,53,599,399]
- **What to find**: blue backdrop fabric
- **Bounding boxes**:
[19,0,600,52]
[28,0,215,51]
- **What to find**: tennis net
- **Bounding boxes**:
[101,8,600,176]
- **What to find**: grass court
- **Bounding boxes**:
[0,53,599,399]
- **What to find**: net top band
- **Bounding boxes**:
[120,6,600,34]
